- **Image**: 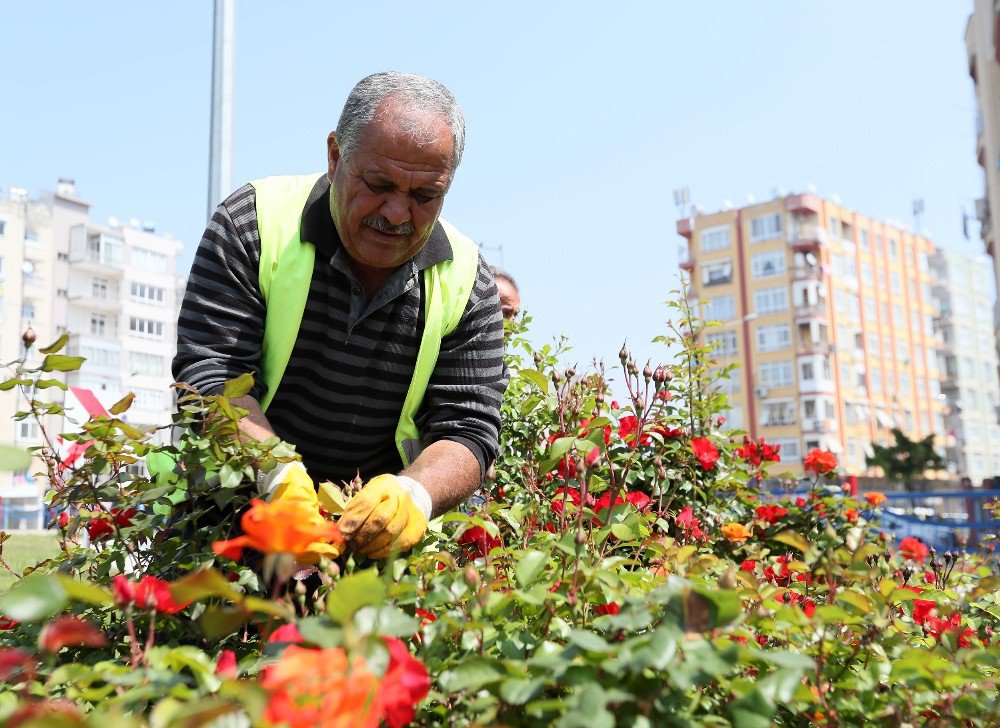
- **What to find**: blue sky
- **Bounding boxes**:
[1,2,985,384]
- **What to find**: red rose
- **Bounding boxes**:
[380,636,431,728]
[754,505,789,524]
[0,648,36,685]
[216,649,238,678]
[269,623,305,644]
[594,602,620,616]
[38,615,106,653]
[624,491,653,511]
[740,559,757,572]
[690,437,719,470]
[57,511,69,530]
[899,536,929,564]
[803,449,837,475]
[911,599,936,626]
[458,525,501,560]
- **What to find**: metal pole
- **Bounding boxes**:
[207,0,235,221]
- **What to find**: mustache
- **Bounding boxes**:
[362,216,415,236]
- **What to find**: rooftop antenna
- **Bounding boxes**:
[673,187,691,218]
[478,241,505,270]
[207,0,235,222]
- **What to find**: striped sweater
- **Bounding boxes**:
[173,176,508,484]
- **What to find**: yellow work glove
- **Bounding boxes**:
[258,461,319,509]
[339,474,431,558]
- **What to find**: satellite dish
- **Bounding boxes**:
[129,217,141,228]
[108,216,120,228]
[20,261,34,275]
[805,252,818,266]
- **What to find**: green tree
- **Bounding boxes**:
[866,427,946,491]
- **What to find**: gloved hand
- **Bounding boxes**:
[339,474,431,558]
[257,461,319,508]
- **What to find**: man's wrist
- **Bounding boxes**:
[397,475,433,520]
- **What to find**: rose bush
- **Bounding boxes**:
[0,289,997,726]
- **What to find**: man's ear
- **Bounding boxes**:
[326,132,341,182]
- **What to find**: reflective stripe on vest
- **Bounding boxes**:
[251,173,480,467]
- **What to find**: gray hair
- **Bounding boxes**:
[489,265,519,291]
[336,72,466,174]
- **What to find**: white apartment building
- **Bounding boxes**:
[930,249,1000,483]
[0,180,184,528]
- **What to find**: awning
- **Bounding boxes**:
[69,387,110,418]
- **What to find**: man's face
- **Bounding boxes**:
[496,277,521,321]
[328,100,454,275]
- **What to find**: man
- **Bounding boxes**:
[490,266,521,321]
[174,72,508,558]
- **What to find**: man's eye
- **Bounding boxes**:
[364,181,389,193]
[414,192,439,203]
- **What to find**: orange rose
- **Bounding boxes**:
[844,508,858,523]
[721,522,751,543]
[863,491,886,507]
[212,498,344,561]
[262,645,381,728]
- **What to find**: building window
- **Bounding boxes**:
[0,219,5,236]
[129,317,164,340]
[92,278,109,298]
[130,352,165,376]
[133,388,166,411]
[761,400,796,426]
[756,324,791,352]
[859,229,870,251]
[754,286,788,314]
[769,437,800,460]
[749,213,782,243]
[703,295,735,322]
[760,361,794,389]
[864,297,877,321]
[90,313,107,336]
[131,247,168,273]
[81,345,120,368]
[752,250,785,278]
[700,225,731,252]
[701,259,733,286]
[130,281,166,304]
[16,419,40,441]
[706,330,738,357]
[21,303,36,321]
[861,264,873,287]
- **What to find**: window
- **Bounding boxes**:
[800,361,814,381]
[749,213,782,243]
[130,281,166,304]
[133,388,166,411]
[859,229,870,252]
[828,217,842,239]
[703,295,735,322]
[890,272,902,294]
[92,278,109,298]
[756,324,791,352]
[752,250,785,278]
[861,264,873,287]
[706,330,738,357]
[889,239,898,258]
[769,437,800,460]
[130,352,165,376]
[870,368,882,394]
[21,303,36,321]
[803,399,816,418]
[24,230,38,242]
[761,400,796,426]
[81,346,120,368]
[131,247,168,273]
[700,225,731,252]
[754,286,788,314]
[129,317,164,340]
[760,361,794,389]
[16,420,40,441]
[896,338,909,361]
[0,219,5,236]
[91,314,108,336]
[701,260,733,286]
[866,333,880,355]
[864,297,877,321]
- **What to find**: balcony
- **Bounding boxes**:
[67,283,123,313]
[676,217,694,239]
[791,263,826,281]
[679,246,694,272]
[794,301,829,321]
[787,224,829,251]
[69,249,125,275]
[801,417,838,434]
[785,194,822,215]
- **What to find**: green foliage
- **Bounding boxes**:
[0,312,996,726]
[866,427,947,490]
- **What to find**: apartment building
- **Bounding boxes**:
[0,181,183,528]
[966,0,1000,363]
[930,249,1000,483]
[678,193,945,478]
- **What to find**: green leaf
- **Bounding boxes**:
[35,378,68,391]
[221,373,254,399]
[55,575,113,607]
[438,656,506,692]
[836,590,872,614]
[0,444,32,472]
[198,605,248,640]
[567,629,610,653]
[38,332,70,354]
[771,530,811,554]
[517,369,549,395]
[514,550,549,588]
[109,392,135,415]
[40,355,86,372]
[170,568,241,604]
[0,573,68,622]
[327,569,385,624]
[499,677,545,705]
[0,378,32,391]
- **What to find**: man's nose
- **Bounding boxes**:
[380,192,410,226]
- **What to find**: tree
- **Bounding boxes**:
[866,427,946,491]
